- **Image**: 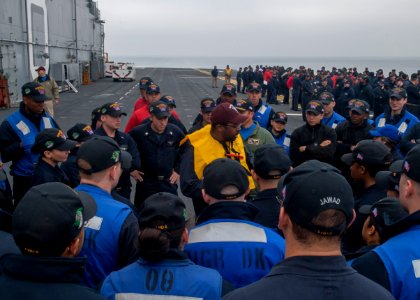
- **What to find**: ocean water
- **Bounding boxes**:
[113,56,420,75]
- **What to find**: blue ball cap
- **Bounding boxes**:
[370,125,401,143]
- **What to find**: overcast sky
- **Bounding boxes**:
[98,0,420,58]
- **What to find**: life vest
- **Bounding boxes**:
[322,112,346,129]
[185,125,255,189]
[76,184,132,288]
[6,111,55,176]
[254,104,272,129]
[273,131,290,155]
[375,111,419,136]
[185,219,285,288]
[100,258,222,300]
[373,225,420,300]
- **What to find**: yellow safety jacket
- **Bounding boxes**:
[183,125,255,189]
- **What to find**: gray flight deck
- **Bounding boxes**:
[0,67,304,136]
[0,67,305,223]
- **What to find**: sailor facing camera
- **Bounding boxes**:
[180,102,254,216]
[184,158,285,288]
[319,92,345,129]
[94,102,141,200]
[61,123,95,188]
[30,128,77,187]
[0,82,59,205]
[101,192,225,300]
[375,87,419,137]
[129,101,186,209]
[290,100,337,167]
[269,111,291,154]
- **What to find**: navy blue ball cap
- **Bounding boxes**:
[247,82,262,93]
[139,192,187,231]
[13,182,96,256]
[146,82,161,94]
[67,123,94,143]
[160,95,176,108]
[319,92,334,104]
[221,83,237,95]
[149,101,171,119]
[278,160,354,236]
[358,197,408,240]
[272,111,288,124]
[390,87,407,100]
[392,145,420,182]
[235,99,254,112]
[341,140,392,166]
[21,82,49,102]
[139,77,153,89]
[31,128,77,154]
[305,100,324,116]
[200,97,216,113]
[100,102,127,117]
[77,136,132,174]
[253,144,291,179]
[203,158,249,200]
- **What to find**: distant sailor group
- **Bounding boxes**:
[0,64,420,300]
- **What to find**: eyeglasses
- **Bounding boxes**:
[223,123,241,131]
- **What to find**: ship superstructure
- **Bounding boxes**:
[0,0,105,106]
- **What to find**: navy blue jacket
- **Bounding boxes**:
[223,256,394,300]
[0,231,19,259]
[406,81,420,105]
[129,123,185,178]
[335,86,355,116]
[400,122,420,154]
[357,83,375,107]
[0,254,105,299]
[249,188,280,229]
[31,159,69,187]
[290,123,337,167]
[342,184,386,255]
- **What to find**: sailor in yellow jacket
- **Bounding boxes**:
[225,65,232,83]
[180,102,255,216]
